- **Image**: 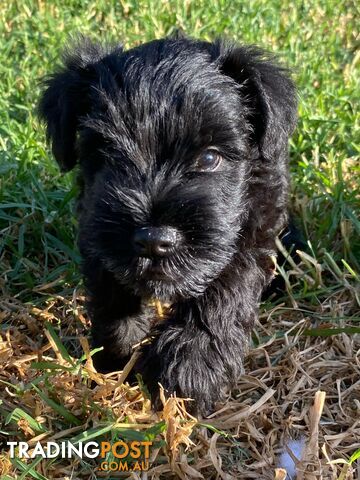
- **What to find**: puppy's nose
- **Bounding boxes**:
[133,227,181,257]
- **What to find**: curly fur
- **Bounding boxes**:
[39,35,297,415]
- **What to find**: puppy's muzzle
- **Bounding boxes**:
[133,226,182,258]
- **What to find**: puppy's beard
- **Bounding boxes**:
[113,256,189,301]
[111,246,235,301]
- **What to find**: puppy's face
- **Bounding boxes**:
[39,38,297,300]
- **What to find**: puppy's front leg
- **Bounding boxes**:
[83,260,152,373]
[137,258,266,415]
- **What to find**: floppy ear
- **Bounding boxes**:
[215,42,297,160]
[38,38,121,172]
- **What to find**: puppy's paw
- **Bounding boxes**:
[136,337,225,416]
[158,371,220,417]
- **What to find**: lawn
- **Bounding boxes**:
[0,1,359,479]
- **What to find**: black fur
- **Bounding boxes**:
[39,36,297,415]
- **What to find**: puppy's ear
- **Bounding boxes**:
[215,42,297,160]
[38,37,121,172]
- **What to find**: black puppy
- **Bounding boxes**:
[39,36,297,414]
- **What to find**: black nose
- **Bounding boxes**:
[133,227,181,258]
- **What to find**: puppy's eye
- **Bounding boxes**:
[194,149,222,172]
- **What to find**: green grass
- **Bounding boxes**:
[0,1,359,478]
[0,0,359,302]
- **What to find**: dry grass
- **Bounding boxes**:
[1,253,359,479]
[0,2,359,478]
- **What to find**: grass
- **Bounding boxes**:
[0,0,359,297]
[0,0,359,479]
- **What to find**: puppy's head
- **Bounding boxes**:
[39,36,297,300]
